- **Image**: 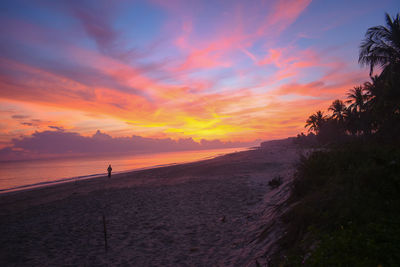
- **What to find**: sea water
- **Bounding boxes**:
[0,147,248,193]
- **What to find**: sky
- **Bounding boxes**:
[0,0,399,154]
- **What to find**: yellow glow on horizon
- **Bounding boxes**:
[163,115,249,140]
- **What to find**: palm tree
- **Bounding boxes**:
[363,76,379,98]
[363,76,382,112]
[359,13,400,76]
[305,110,326,134]
[343,106,359,135]
[346,86,368,112]
[328,100,347,123]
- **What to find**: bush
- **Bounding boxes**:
[272,143,400,266]
[268,175,283,189]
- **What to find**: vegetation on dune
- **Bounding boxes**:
[275,145,400,266]
[272,13,400,266]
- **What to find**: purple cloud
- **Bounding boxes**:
[12,114,30,119]
[67,2,118,55]
[0,129,259,161]
[48,126,65,131]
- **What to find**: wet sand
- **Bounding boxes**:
[0,140,299,266]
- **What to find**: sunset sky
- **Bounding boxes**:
[0,0,398,149]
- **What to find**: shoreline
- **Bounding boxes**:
[0,147,251,195]
[0,162,181,195]
[0,147,262,213]
[0,140,299,266]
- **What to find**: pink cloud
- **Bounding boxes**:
[256,0,312,37]
[176,42,233,71]
[166,0,313,73]
[258,47,319,68]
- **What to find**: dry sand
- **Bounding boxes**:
[0,140,301,266]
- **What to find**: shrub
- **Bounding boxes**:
[268,175,283,189]
[272,143,400,266]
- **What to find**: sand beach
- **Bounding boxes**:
[0,140,299,266]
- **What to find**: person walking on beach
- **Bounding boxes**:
[107,164,112,178]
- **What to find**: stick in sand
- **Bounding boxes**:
[103,214,108,252]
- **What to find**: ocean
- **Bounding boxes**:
[0,147,249,193]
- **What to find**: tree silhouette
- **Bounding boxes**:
[305,110,326,134]
[346,86,368,113]
[363,77,380,105]
[359,13,400,76]
[303,12,400,144]
[328,100,346,123]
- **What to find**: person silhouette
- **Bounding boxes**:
[107,164,112,178]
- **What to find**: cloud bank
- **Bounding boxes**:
[0,130,260,161]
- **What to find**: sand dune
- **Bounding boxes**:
[0,140,300,266]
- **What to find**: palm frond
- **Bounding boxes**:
[359,13,400,76]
